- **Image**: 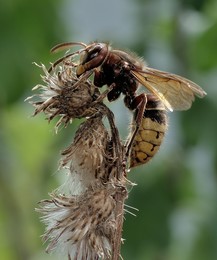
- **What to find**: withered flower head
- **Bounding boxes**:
[29,44,127,259]
[26,62,101,131]
[37,184,116,260]
[60,116,114,193]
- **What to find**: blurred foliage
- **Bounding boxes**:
[0,0,217,260]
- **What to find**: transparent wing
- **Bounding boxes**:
[131,68,207,111]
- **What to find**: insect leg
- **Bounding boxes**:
[94,68,107,87]
[125,93,147,158]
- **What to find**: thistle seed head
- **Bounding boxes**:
[37,184,116,259]
[60,116,115,193]
[26,63,101,131]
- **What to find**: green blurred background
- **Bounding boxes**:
[0,0,217,259]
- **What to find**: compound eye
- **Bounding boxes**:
[79,45,102,64]
[77,43,108,75]
[84,45,103,63]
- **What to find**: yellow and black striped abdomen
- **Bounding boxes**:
[130,98,168,168]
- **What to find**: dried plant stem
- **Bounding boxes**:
[112,185,127,260]
[99,103,128,260]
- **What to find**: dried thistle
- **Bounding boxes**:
[60,116,111,194]
[37,184,118,259]
[26,62,102,132]
[36,112,127,259]
[29,46,128,260]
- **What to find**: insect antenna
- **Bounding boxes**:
[48,53,76,73]
[50,42,87,53]
[48,42,91,73]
